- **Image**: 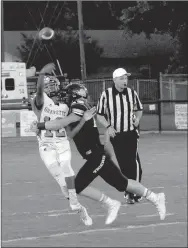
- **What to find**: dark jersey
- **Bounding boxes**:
[70,100,102,159]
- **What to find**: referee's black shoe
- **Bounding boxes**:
[134,195,143,203]
[124,193,135,204]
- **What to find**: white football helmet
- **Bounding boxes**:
[44,76,60,97]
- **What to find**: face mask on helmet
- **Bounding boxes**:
[44,76,60,97]
[62,83,88,106]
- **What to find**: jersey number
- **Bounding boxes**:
[44,116,66,138]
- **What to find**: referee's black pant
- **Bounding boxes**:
[110,129,142,183]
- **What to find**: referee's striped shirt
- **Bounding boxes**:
[97,86,143,132]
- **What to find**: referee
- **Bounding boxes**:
[97,68,143,204]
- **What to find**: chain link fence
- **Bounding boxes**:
[26,74,188,131]
[84,78,159,105]
[160,73,188,101]
[27,77,159,103]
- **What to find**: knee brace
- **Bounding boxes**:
[60,160,75,178]
[48,162,66,186]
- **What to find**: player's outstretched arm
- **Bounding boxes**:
[66,118,85,139]
[67,107,96,139]
[37,113,81,131]
[35,63,56,108]
[96,114,109,128]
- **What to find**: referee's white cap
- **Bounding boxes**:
[113,68,131,79]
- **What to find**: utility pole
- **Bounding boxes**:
[1,1,5,61]
[77,0,86,81]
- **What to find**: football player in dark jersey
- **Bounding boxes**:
[35,83,166,223]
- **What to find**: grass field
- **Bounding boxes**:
[1,133,187,247]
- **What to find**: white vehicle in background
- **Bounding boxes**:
[1,62,29,109]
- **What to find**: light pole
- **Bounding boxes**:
[1,1,5,61]
[77,0,87,81]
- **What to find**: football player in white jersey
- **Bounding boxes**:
[30,63,92,226]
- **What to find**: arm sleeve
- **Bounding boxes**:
[71,102,87,117]
[31,93,52,119]
[133,90,143,111]
[30,95,40,113]
[97,91,107,116]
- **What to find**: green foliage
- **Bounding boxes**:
[17,29,103,79]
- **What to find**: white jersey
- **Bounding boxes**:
[31,93,69,147]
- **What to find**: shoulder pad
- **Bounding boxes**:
[71,101,87,111]
[71,101,87,116]
[72,99,85,105]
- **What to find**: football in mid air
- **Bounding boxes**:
[38,27,55,40]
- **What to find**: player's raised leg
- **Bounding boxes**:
[39,145,69,198]
[39,145,92,226]
[75,160,121,225]
[100,148,166,220]
[57,143,92,226]
[79,186,121,225]
[126,179,166,220]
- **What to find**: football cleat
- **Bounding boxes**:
[77,206,93,226]
[124,193,135,204]
[134,196,143,203]
[155,193,166,220]
[70,203,93,226]
[105,200,121,225]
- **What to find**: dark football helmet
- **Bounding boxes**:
[62,83,88,106]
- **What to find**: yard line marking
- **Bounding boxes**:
[47,212,128,218]
[172,185,187,188]
[122,201,150,206]
[2,181,46,186]
[122,200,171,207]
[2,222,186,243]
[5,200,168,216]
[150,186,164,189]
[48,212,77,217]
[37,209,70,214]
[46,212,174,219]
[5,209,70,217]
[45,209,69,213]
[136,213,174,218]
[5,204,156,217]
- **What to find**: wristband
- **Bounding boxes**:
[106,124,111,129]
[38,73,50,76]
[37,122,46,130]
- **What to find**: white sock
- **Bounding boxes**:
[60,185,69,199]
[145,189,158,203]
[143,188,148,197]
[99,193,112,205]
[68,189,79,206]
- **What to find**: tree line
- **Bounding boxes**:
[4,1,188,77]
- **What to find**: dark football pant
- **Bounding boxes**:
[75,148,128,194]
[110,129,142,199]
[110,129,142,182]
[136,152,142,182]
